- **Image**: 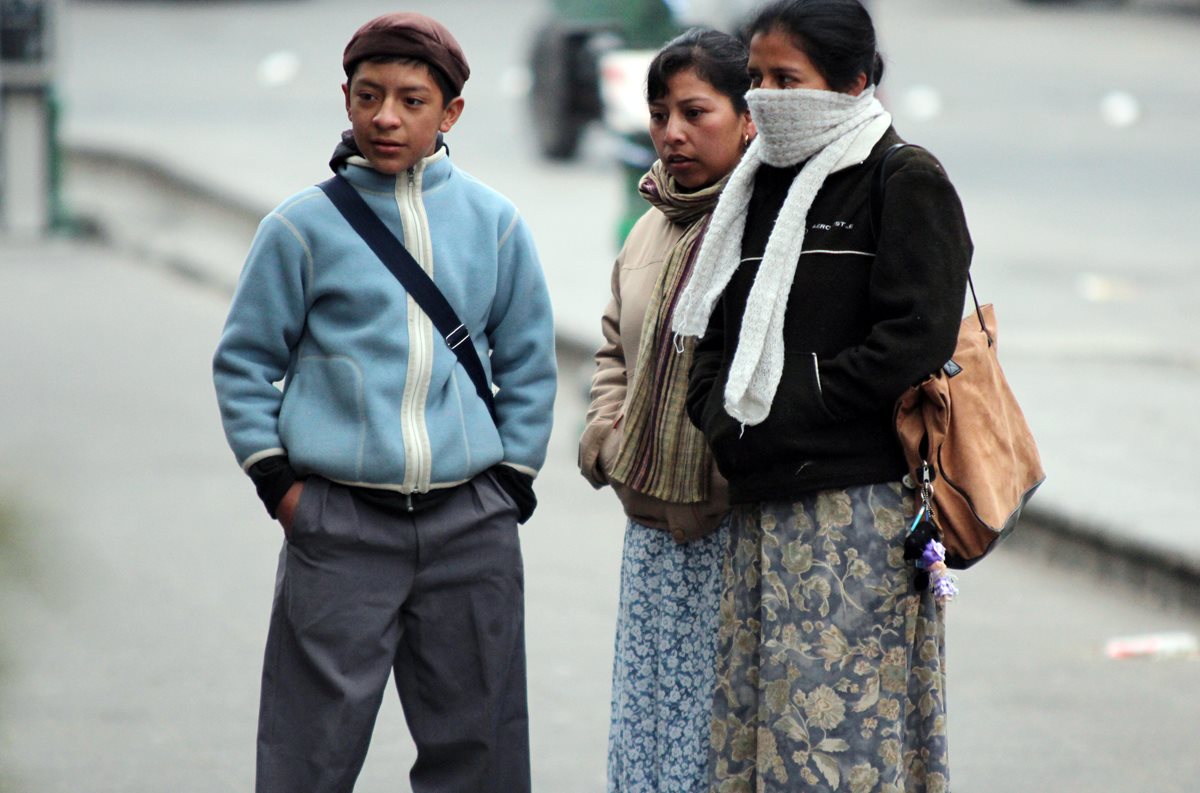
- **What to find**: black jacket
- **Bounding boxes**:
[686,129,973,504]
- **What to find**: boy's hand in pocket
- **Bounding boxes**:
[276,481,305,539]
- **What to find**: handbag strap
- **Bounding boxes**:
[317,174,498,421]
[873,143,990,345]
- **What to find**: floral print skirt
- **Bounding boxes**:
[709,483,948,793]
[609,519,728,793]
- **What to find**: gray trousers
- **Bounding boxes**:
[255,472,530,793]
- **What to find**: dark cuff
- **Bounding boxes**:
[491,465,536,524]
[248,456,298,519]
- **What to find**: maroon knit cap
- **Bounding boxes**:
[342,12,470,95]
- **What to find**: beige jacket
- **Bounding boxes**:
[578,208,730,542]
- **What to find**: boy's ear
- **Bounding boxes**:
[439,96,465,134]
[342,82,351,117]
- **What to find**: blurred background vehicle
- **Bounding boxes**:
[527,0,767,238]
[527,0,673,162]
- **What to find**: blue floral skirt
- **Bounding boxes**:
[608,519,728,793]
[709,483,949,793]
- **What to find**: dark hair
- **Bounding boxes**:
[745,0,884,92]
[645,28,751,114]
[347,55,459,106]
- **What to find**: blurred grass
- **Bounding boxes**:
[0,497,36,757]
[0,496,50,793]
[0,495,41,591]
[0,498,17,792]
[0,497,26,582]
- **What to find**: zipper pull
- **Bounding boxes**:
[405,493,414,513]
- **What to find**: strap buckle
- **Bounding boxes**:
[445,324,470,350]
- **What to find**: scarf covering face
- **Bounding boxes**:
[671,86,885,426]
[607,160,728,503]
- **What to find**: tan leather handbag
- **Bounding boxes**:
[894,297,1045,568]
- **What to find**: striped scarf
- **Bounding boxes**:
[608,161,726,503]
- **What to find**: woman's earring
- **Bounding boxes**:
[742,133,751,151]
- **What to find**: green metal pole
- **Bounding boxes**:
[47,84,69,232]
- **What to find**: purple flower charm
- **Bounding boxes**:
[931,572,959,603]
[919,539,946,570]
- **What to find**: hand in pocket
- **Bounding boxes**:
[597,416,623,477]
[276,481,306,539]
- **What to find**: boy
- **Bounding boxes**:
[212,13,556,793]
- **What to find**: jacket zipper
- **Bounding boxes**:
[398,163,434,493]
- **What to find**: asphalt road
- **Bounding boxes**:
[1,0,1197,790]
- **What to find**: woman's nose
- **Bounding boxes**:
[664,115,686,143]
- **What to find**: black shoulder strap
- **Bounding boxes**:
[317,174,498,421]
[871,143,986,339]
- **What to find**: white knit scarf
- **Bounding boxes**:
[671,86,885,426]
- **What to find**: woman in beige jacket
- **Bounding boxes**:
[577,28,753,793]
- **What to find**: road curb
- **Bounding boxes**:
[60,142,1197,607]
[1013,505,1200,611]
[63,142,601,363]
[66,143,268,221]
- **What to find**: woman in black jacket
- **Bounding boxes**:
[671,1,971,790]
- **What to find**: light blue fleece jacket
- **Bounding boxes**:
[212,147,557,493]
